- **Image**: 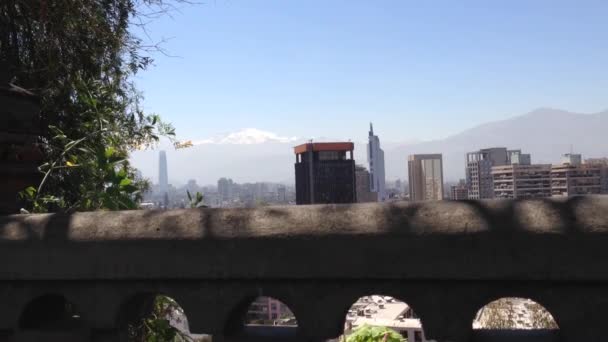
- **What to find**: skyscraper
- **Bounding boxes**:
[158,150,169,208]
[408,154,444,201]
[158,150,168,193]
[367,123,386,201]
[294,142,356,204]
[465,148,509,200]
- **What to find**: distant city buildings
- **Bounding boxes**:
[465,147,531,200]
[367,123,386,201]
[551,154,602,197]
[246,297,295,324]
[585,158,608,193]
[277,186,287,203]
[355,165,378,203]
[294,142,357,204]
[408,154,444,201]
[450,179,468,200]
[217,177,234,203]
[343,296,425,342]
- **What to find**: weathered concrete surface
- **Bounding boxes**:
[0,197,607,342]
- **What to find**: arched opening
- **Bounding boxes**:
[225,296,298,340]
[19,294,84,331]
[472,297,559,342]
[117,293,210,342]
[335,295,424,342]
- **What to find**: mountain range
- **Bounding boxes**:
[129,108,608,186]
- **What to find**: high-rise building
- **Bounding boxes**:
[585,158,608,193]
[294,142,356,204]
[492,164,552,199]
[355,165,378,203]
[466,148,509,200]
[450,179,468,200]
[551,154,602,197]
[158,150,169,193]
[408,154,444,201]
[466,147,531,199]
[367,123,386,201]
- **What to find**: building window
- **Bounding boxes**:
[414,331,423,342]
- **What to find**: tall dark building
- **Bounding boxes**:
[294,142,356,204]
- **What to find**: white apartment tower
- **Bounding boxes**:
[367,123,386,201]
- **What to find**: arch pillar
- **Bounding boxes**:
[408,283,479,342]
[539,286,608,342]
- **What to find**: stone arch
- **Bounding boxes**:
[18,293,84,331]
[224,293,299,340]
[472,296,560,342]
[473,296,559,330]
[115,291,201,341]
[339,294,425,342]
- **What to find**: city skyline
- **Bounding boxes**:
[130,107,608,186]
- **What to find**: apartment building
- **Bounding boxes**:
[492,164,552,199]
[450,179,468,200]
[466,148,531,200]
[551,154,602,197]
[585,158,608,193]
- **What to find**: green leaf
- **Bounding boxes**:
[117,168,128,179]
[24,186,37,198]
[119,178,132,187]
[104,147,115,159]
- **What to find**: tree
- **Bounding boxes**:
[2,0,194,340]
[128,295,193,342]
[346,325,406,342]
[1,0,180,212]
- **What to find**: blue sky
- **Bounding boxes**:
[134,0,608,143]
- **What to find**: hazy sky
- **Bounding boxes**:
[134,0,608,143]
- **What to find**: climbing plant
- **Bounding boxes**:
[1,0,182,212]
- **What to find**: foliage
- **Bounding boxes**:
[186,190,206,208]
[18,78,174,213]
[1,0,179,213]
[2,1,190,340]
[346,325,406,342]
[128,295,193,342]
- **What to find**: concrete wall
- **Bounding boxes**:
[1,197,608,341]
